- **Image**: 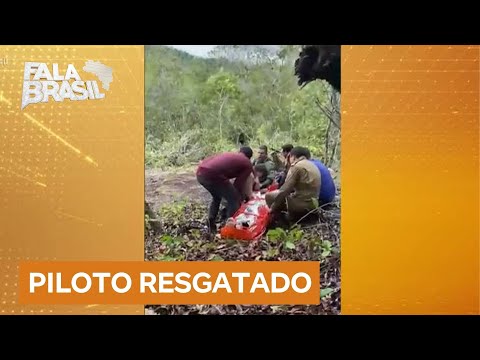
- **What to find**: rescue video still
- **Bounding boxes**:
[144,45,341,315]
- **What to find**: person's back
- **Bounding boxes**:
[310,159,336,204]
[197,152,252,183]
[289,158,321,203]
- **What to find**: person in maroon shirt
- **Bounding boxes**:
[196,147,254,232]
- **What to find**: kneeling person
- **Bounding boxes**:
[254,163,273,191]
[266,146,321,222]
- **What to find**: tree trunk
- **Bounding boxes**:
[145,201,162,233]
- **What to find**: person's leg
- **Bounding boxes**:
[265,190,286,209]
[219,204,228,221]
[265,190,276,207]
[221,179,236,217]
[197,175,223,230]
[219,181,241,218]
[265,190,289,228]
[276,171,287,187]
[243,173,255,199]
[286,197,317,223]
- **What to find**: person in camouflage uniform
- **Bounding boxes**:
[252,145,276,189]
[253,163,270,191]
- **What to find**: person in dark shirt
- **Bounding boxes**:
[196,146,254,232]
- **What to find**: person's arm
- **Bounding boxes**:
[242,173,255,200]
[269,167,300,213]
[276,170,286,187]
[233,163,254,196]
[253,176,261,191]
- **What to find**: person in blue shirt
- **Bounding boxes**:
[307,153,336,205]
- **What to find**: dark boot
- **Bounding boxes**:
[207,218,217,233]
[268,211,290,230]
[219,207,228,222]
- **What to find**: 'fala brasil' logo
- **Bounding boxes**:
[21,61,113,110]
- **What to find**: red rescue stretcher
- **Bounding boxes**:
[219,192,270,241]
[267,183,279,192]
[219,181,280,241]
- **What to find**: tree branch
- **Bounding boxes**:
[315,97,340,129]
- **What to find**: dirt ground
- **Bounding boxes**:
[145,167,208,213]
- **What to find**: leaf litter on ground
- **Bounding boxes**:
[145,197,341,315]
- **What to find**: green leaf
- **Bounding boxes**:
[267,228,286,242]
[161,235,173,242]
[290,229,303,242]
[321,250,331,258]
[208,255,224,261]
[266,229,279,240]
[321,288,334,298]
[266,248,279,258]
[285,241,295,250]
[189,229,201,239]
[312,198,319,209]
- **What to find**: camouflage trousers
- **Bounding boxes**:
[265,190,317,221]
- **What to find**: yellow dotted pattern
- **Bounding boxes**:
[341,45,479,315]
[0,45,145,315]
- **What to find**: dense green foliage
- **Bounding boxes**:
[145,45,340,169]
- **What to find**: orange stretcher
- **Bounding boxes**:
[219,192,271,241]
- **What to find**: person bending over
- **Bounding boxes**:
[196,147,254,232]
